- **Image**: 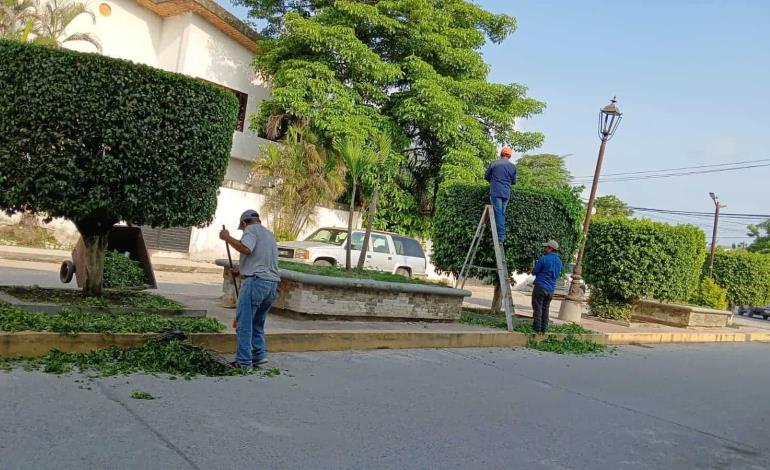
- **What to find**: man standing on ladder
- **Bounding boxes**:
[484,146,517,243]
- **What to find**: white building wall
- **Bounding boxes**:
[188,187,360,261]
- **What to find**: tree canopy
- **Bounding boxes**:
[594,195,634,218]
[238,0,545,235]
[515,153,572,191]
[747,220,770,255]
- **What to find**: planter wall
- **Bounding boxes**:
[274,270,470,321]
[631,300,733,328]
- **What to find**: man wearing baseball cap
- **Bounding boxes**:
[219,209,280,368]
[484,146,517,242]
[531,240,563,334]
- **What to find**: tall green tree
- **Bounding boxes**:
[516,153,572,190]
[239,0,544,234]
[747,220,770,254]
[356,133,391,271]
[338,139,379,270]
[594,195,634,218]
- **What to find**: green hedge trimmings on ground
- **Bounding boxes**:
[710,249,770,307]
[0,304,223,334]
[584,218,706,320]
[527,335,607,355]
[459,310,593,334]
[431,182,583,276]
[0,286,182,311]
[104,251,147,288]
[278,261,444,286]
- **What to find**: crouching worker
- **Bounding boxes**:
[531,240,563,334]
[219,210,280,369]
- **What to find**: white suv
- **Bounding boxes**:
[277,227,427,278]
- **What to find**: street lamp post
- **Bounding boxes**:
[558,97,623,322]
[708,192,726,278]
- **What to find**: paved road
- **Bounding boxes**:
[2,343,769,470]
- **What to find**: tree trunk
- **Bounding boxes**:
[19,211,39,228]
[346,182,357,271]
[491,279,502,313]
[82,232,109,297]
[357,186,379,271]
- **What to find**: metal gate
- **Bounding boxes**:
[139,226,192,253]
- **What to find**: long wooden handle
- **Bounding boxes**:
[223,225,239,298]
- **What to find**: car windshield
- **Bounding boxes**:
[306,229,348,246]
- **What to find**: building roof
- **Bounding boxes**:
[136,0,258,52]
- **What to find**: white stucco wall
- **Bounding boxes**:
[188,187,360,261]
[176,13,271,162]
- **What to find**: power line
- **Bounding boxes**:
[573,162,770,183]
[573,157,770,179]
[629,206,770,220]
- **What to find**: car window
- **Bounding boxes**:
[349,232,364,251]
[393,236,425,258]
[307,229,347,245]
[371,235,390,254]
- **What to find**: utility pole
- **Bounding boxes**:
[708,192,726,278]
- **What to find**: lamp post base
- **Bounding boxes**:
[558,297,584,323]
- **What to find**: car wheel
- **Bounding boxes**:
[313,260,333,267]
[764,315,769,320]
[59,260,75,284]
[395,267,411,278]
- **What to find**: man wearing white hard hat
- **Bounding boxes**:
[531,240,563,334]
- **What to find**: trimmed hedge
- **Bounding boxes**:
[584,218,706,319]
[690,277,728,311]
[711,249,770,307]
[431,182,583,275]
[0,40,238,228]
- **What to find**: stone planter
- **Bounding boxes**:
[214,260,470,321]
[631,300,733,328]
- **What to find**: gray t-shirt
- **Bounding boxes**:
[239,223,280,282]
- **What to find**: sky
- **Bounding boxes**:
[218,0,770,243]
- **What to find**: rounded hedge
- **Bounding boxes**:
[0,40,238,229]
[711,249,770,307]
[583,218,706,313]
[431,181,583,275]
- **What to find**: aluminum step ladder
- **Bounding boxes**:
[455,205,515,331]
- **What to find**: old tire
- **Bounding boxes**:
[313,259,333,267]
[395,267,411,278]
[59,260,75,284]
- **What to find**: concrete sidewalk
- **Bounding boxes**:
[0,244,221,274]
[2,247,770,347]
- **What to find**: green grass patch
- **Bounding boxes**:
[459,310,593,334]
[130,390,155,400]
[0,286,182,311]
[527,335,607,355]
[277,260,445,286]
[0,304,223,334]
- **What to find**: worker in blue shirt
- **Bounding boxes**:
[484,146,517,242]
[531,240,564,334]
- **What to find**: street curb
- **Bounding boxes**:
[1,329,769,358]
[0,249,221,274]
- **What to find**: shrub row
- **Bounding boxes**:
[711,249,770,307]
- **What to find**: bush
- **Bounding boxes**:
[431,182,583,275]
[103,251,147,288]
[583,218,706,319]
[711,249,770,307]
[0,40,238,295]
[689,277,728,311]
[588,288,634,321]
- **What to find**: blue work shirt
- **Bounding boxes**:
[533,252,563,293]
[485,159,517,199]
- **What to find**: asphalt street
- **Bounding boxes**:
[2,343,770,470]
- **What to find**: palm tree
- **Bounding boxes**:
[33,0,101,52]
[339,139,377,271]
[0,0,37,41]
[254,126,345,241]
[356,134,392,271]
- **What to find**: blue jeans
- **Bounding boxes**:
[235,277,278,366]
[490,196,509,242]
